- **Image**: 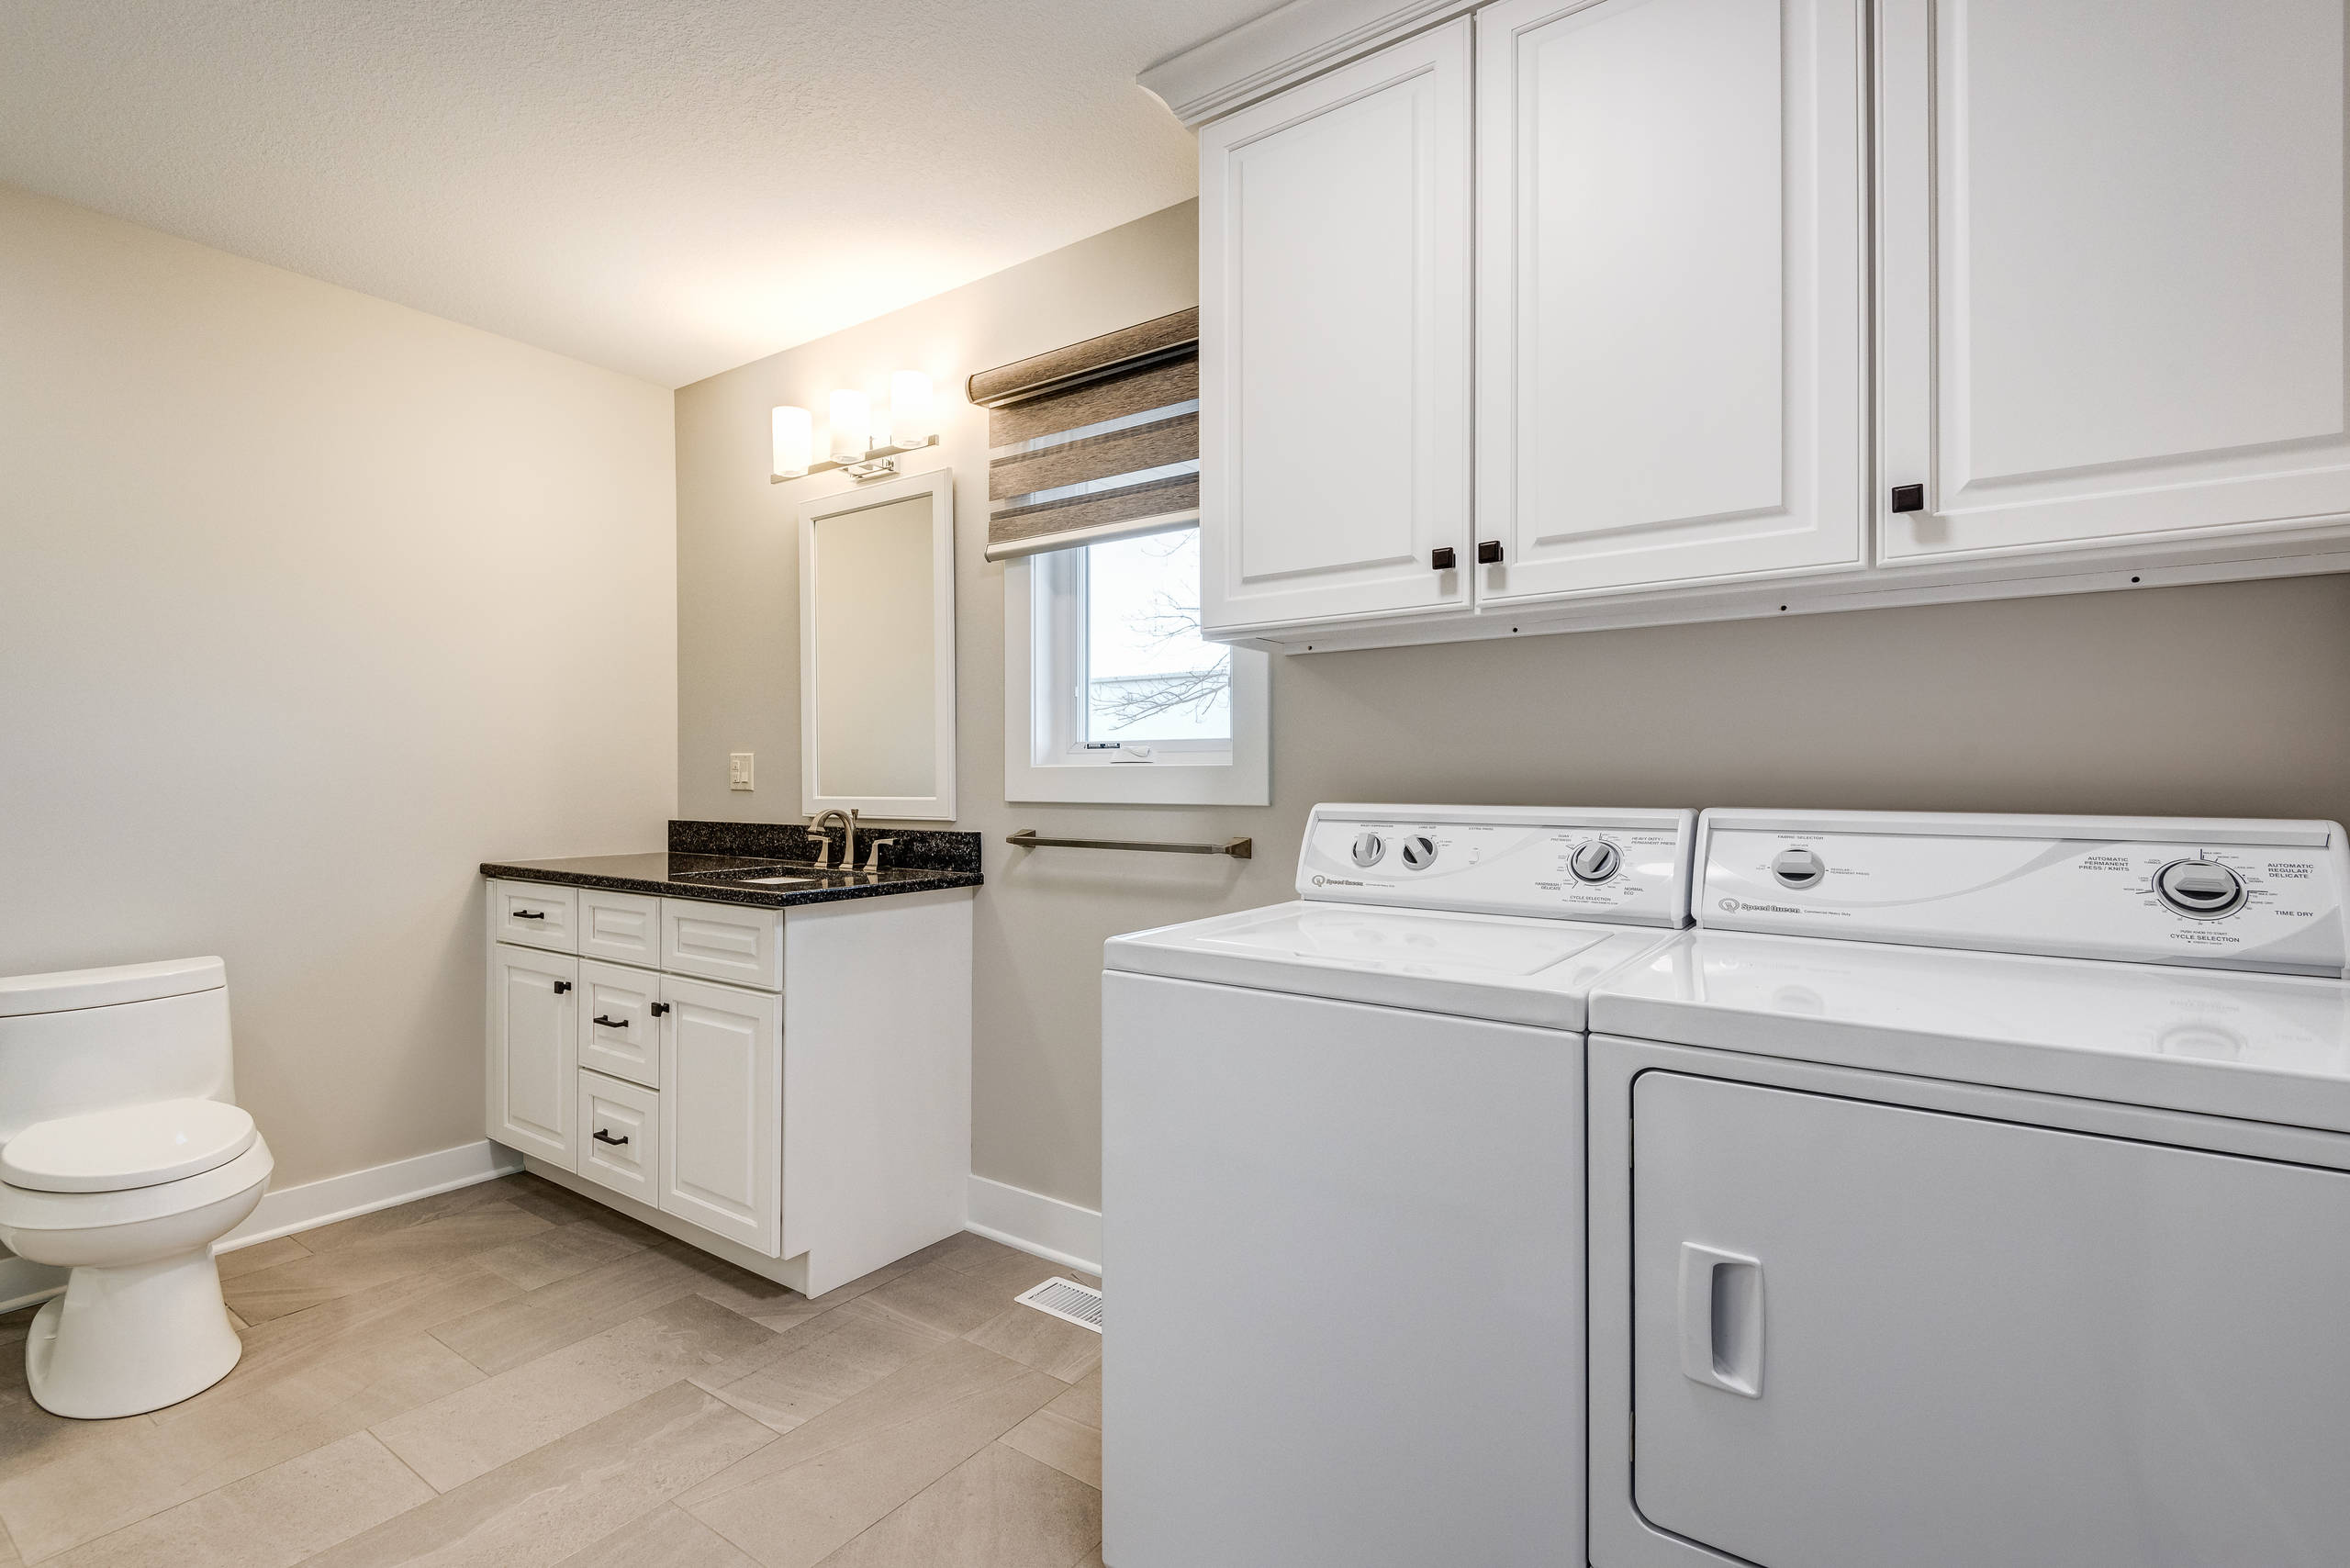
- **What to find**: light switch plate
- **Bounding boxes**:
[728,752,755,790]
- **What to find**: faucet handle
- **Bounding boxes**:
[862,838,898,873]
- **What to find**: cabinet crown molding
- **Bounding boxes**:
[1139,0,1476,126]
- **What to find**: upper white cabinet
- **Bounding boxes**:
[1475,0,1865,599]
[1201,20,1474,634]
[1877,0,2350,562]
[1155,0,2350,650]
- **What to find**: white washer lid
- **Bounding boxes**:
[1105,900,1678,1030]
[0,1098,257,1193]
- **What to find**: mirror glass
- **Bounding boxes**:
[800,471,955,819]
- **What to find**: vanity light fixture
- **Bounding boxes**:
[770,371,943,484]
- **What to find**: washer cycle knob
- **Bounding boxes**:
[1350,832,1386,868]
[2155,859,2247,918]
[1569,841,1621,883]
[1400,834,1438,870]
[1772,847,1827,889]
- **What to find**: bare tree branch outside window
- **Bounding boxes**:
[1091,531,1230,732]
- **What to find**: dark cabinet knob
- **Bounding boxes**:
[1890,484,1925,513]
[592,1128,630,1147]
[1476,540,1504,565]
[593,1014,628,1028]
[552,980,572,994]
[1430,546,1456,571]
[650,1002,671,1017]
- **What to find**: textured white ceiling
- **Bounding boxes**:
[0,1,1260,386]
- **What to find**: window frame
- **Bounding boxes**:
[1004,527,1270,806]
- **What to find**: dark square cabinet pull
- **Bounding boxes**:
[1430,546,1457,571]
[1476,540,1505,565]
[1890,484,1926,513]
[592,1128,630,1147]
[593,1014,628,1028]
[552,980,572,994]
[650,1002,671,1016]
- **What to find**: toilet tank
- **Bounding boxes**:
[0,958,234,1145]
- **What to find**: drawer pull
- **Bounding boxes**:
[592,1128,630,1148]
[512,910,546,920]
[650,1002,671,1016]
[553,980,572,994]
[593,1014,630,1029]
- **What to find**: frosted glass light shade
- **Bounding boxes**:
[889,371,934,448]
[828,389,871,462]
[771,406,812,477]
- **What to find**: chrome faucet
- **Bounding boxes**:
[809,808,858,871]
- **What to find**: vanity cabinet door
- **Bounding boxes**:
[659,975,782,1255]
[1199,19,1473,634]
[488,943,576,1166]
[1474,0,1865,602]
[1877,0,2350,562]
[578,959,660,1089]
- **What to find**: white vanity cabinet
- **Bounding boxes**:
[1157,0,2350,650]
[484,878,972,1296]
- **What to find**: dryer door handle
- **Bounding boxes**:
[1679,1242,1764,1398]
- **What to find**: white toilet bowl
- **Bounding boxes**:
[0,1100,272,1418]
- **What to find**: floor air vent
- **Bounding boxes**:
[1015,1276,1103,1333]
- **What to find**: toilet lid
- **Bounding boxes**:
[0,1099,258,1193]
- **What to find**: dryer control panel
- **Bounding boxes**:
[1299,804,1695,927]
[1700,811,2350,977]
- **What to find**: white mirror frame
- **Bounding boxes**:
[798,466,957,821]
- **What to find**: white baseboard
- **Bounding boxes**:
[0,1137,526,1315]
[967,1173,1102,1278]
[220,1138,523,1249]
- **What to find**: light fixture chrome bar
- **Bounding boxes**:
[771,432,939,484]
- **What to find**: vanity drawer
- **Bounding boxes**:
[662,899,784,991]
[578,960,660,1088]
[576,1070,658,1207]
[491,880,576,952]
[579,889,661,967]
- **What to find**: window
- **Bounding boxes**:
[1007,525,1268,805]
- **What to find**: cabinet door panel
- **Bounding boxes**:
[1201,20,1472,633]
[662,898,783,991]
[1478,0,1864,599]
[659,975,781,1255]
[577,959,659,1089]
[1631,1071,2350,1568]
[489,944,576,1165]
[578,889,661,967]
[1880,0,2350,559]
[489,879,576,953]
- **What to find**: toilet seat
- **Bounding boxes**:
[1,1098,256,1193]
[0,1137,273,1233]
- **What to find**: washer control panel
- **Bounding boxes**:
[1700,811,2350,976]
[1297,804,1696,926]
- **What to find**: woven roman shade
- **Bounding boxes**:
[970,308,1200,561]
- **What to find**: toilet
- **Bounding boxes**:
[0,958,273,1419]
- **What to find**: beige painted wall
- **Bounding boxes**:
[0,185,677,1190]
[677,199,2350,1215]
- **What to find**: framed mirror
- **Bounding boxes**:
[798,468,957,820]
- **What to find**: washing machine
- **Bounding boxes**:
[1586,809,2350,1568]
[1101,802,1696,1568]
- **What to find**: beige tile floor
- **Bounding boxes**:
[0,1174,1104,1568]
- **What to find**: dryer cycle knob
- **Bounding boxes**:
[1400,834,1438,870]
[1350,831,1386,868]
[2155,859,2246,918]
[1570,840,1621,884]
[1772,847,1827,889]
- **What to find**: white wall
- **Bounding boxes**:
[0,185,677,1190]
[677,199,2350,1218]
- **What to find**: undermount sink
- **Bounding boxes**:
[673,865,826,888]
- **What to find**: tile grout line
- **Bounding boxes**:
[367,1428,448,1500]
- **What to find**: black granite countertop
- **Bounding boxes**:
[481,822,982,910]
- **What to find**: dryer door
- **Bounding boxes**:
[1631,1070,2350,1568]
